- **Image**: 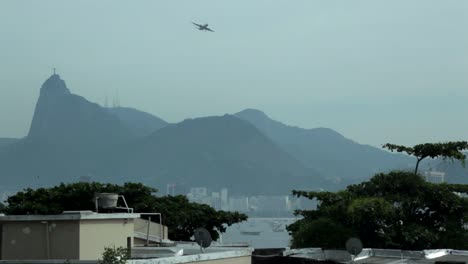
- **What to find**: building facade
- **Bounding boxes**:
[0,211,139,260]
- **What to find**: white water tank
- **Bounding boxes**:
[96,193,119,208]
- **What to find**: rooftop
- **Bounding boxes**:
[281,248,468,264]
[0,211,141,222]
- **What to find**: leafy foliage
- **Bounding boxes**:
[0,202,5,212]
[3,182,247,241]
[383,141,468,174]
[290,217,355,249]
[97,246,129,264]
[137,195,247,241]
[4,182,154,215]
[288,171,468,250]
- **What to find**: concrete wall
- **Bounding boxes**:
[0,221,79,260]
[48,221,80,259]
[127,250,252,264]
[79,219,134,260]
[189,256,250,264]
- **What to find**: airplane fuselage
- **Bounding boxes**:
[192,22,214,32]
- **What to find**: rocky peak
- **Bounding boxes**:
[40,74,70,97]
[27,74,131,145]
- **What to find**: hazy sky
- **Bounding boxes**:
[1,0,467,146]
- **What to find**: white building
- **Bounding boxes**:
[220,188,229,211]
[229,196,249,212]
[423,171,445,183]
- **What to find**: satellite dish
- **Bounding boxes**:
[346,237,363,256]
[194,228,212,249]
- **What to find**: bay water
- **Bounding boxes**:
[220,217,298,248]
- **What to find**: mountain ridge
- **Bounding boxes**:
[235,108,412,185]
[0,138,19,151]
[99,114,323,194]
[0,75,323,194]
[0,75,425,193]
[107,106,168,138]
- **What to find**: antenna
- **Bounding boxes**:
[194,228,212,253]
[346,237,363,263]
[116,89,120,107]
[35,175,40,189]
[53,68,56,75]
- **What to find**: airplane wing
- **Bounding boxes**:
[206,27,215,32]
[192,22,202,27]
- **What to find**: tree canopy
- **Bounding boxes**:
[3,182,247,241]
[288,171,468,250]
[383,141,468,174]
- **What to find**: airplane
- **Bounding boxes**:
[192,22,214,32]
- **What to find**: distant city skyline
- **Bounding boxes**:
[186,186,300,215]
[1,0,467,147]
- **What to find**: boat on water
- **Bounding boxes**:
[240,230,262,235]
[271,224,285,232]
[269,220,286,232]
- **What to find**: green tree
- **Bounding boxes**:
[4,182,154,215]
[288,171,468,250]
[144,195,247,241]
[4,182,247,241]
[0,202,5,212]
[97,246,129,264]
[383,141,468,174]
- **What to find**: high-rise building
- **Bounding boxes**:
[211,192,222,210]
[229,196,249,212]
[220,188,228,211]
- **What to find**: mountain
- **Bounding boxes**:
[0,75,417,193]
[107,107,168,138]
[0,74,133,187]
[235,109,412,184]
[0,75,323,194]
[0,138,18,149]
[28,74,131,147]
[102,115,322,194]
